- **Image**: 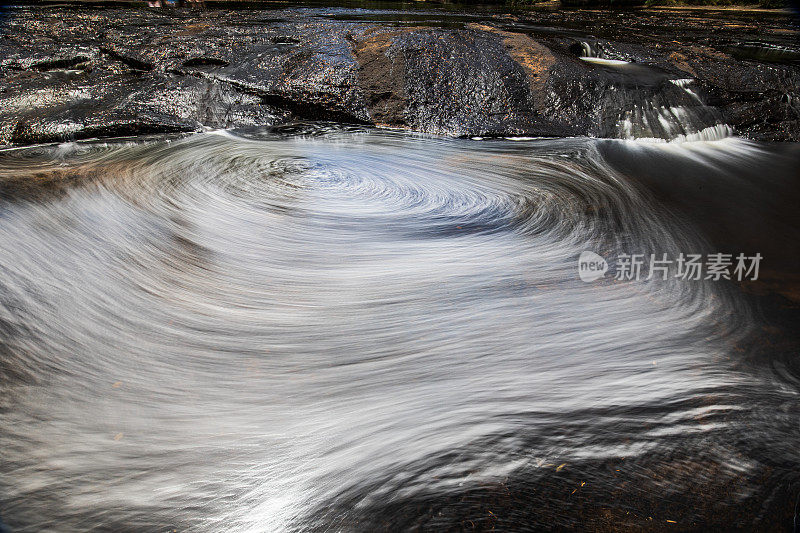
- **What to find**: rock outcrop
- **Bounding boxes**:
[1,5,798,145]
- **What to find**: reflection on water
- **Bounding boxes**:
[0,126,798,531]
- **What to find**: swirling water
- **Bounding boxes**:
[0,126,799,531]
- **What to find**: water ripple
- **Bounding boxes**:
[0,127,797,532]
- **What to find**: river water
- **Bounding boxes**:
[0,125,799,531]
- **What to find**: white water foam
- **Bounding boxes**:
[579,57,629,66]
[623,124,735,144]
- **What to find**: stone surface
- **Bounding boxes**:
[1,5,798,145]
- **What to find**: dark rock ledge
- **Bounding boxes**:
[1,6,798,145]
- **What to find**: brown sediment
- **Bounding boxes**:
[647,5,794,13]
[0,165,100,201]
[173,22,211,37]
[468,24,557,112]
[770,28,800,35]
[353,27,422,127]
[668,51,698,77]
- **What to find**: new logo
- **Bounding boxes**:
[578,251,608,282]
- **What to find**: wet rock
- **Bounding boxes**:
[0,68,284,145]
[205,21,371,124]
[3,71,193,145]
[355,24,576,137]
[359,26,539,136]
[99,47,154,72]
[181,57,228,68]
[0,5,798,145]
[722,91,800,142]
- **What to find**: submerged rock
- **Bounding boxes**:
[0,5,798,145]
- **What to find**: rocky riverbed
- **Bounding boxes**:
[1,4,798,145]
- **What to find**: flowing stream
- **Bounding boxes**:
[0,126,799,531]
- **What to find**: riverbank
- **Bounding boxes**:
[1,5,798,145]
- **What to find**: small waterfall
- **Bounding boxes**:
[570,41,733,142]
[569,40,604,59]
[613,77,731,142]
